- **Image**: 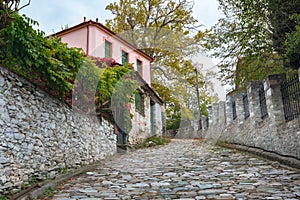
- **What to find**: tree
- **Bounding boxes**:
[105,0,201,60]
[0,0,31,29]
[204,0,274,86]
[268,0,300,69]
[105,0,212,131]
[205,0,299,88]
[284,13,300,69]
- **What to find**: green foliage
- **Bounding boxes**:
[284,14,300,68]
[153,82,181,131]
[74,56,138,133]
[205,0,300,87]
[268,0,300,61]
[138,136,171,148]
[235,54,285,91]
[0,195,8,200]
[0,12,138,130]
[72,58,102,111]
[166,111,181,131]
[145,136,170,145]
[110,68,138,134]
[98,63,135,103]
[105,0,212,131]
[0,0,31,29]
[205,0,273,86]
[0,14,84,100]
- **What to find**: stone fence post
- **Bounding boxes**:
[219,101,226,125]
[207,106,213,126]
[247,81,264,125]
[225,94,233,125]
[264,74,286,125]
[235,92,246,125]
[212,103,219,125]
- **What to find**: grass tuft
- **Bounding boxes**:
[136,136,171,148]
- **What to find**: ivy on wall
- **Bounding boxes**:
[0,13,83,100]
[0,13,138,132]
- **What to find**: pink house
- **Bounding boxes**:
[53,17,152,86]
[53,18,164,147]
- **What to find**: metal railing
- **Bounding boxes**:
[259,84,268,119]
[281,74,300,121]
[243,93,250,119]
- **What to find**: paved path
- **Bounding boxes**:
[48,139,300,200]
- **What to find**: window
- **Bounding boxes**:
[122,51,129,65]
[137,59,142,75]
[135,91,144,114]
[105,40,112,58]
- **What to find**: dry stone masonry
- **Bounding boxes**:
[204,69,300,160]
[0,66,117,193]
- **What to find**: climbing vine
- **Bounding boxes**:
[0,13,83,100]
[0,12,138,131]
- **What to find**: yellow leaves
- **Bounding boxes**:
[181,106,193,120]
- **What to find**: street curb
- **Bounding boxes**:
[218,143,300,170]
[12,163,101,200]
[13,152,124,200]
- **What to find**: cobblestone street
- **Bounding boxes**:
[48,139,300,200]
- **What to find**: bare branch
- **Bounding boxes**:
[17,0,31,11]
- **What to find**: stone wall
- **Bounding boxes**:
[0,66,117,193]
[204,69,300,160]
[129,89,163,145]
[130,93,152,145]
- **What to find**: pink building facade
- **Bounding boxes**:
[54,18,152,86]
[53,18,164,147]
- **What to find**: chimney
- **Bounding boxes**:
[84,16,86,22]
[96,18,98,23]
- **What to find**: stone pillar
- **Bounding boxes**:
[264,74,286,124]
[153,103,163,136]
[219,101,226,125]
[207,106,213,126]
[247,81,263,125]
[298,68,300,81]
[235,92,245,125]
[212,103,219,125]
[225,94,233,125]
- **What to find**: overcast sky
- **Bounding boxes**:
[20,0,223,35]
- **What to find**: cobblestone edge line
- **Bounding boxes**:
[218,143,300,170]
[15,154,123,200]
[13,163,99,200]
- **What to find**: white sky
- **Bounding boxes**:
[20,0,222,35]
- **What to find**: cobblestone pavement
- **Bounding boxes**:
[48,139,300,200]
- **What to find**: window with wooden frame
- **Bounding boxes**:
[137,59,142,75]
[122,50,129,65]
[135,91,144,115]
[105,40,112,58]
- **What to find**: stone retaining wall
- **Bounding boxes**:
[204,69,300,160]
[0,66,116,193]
